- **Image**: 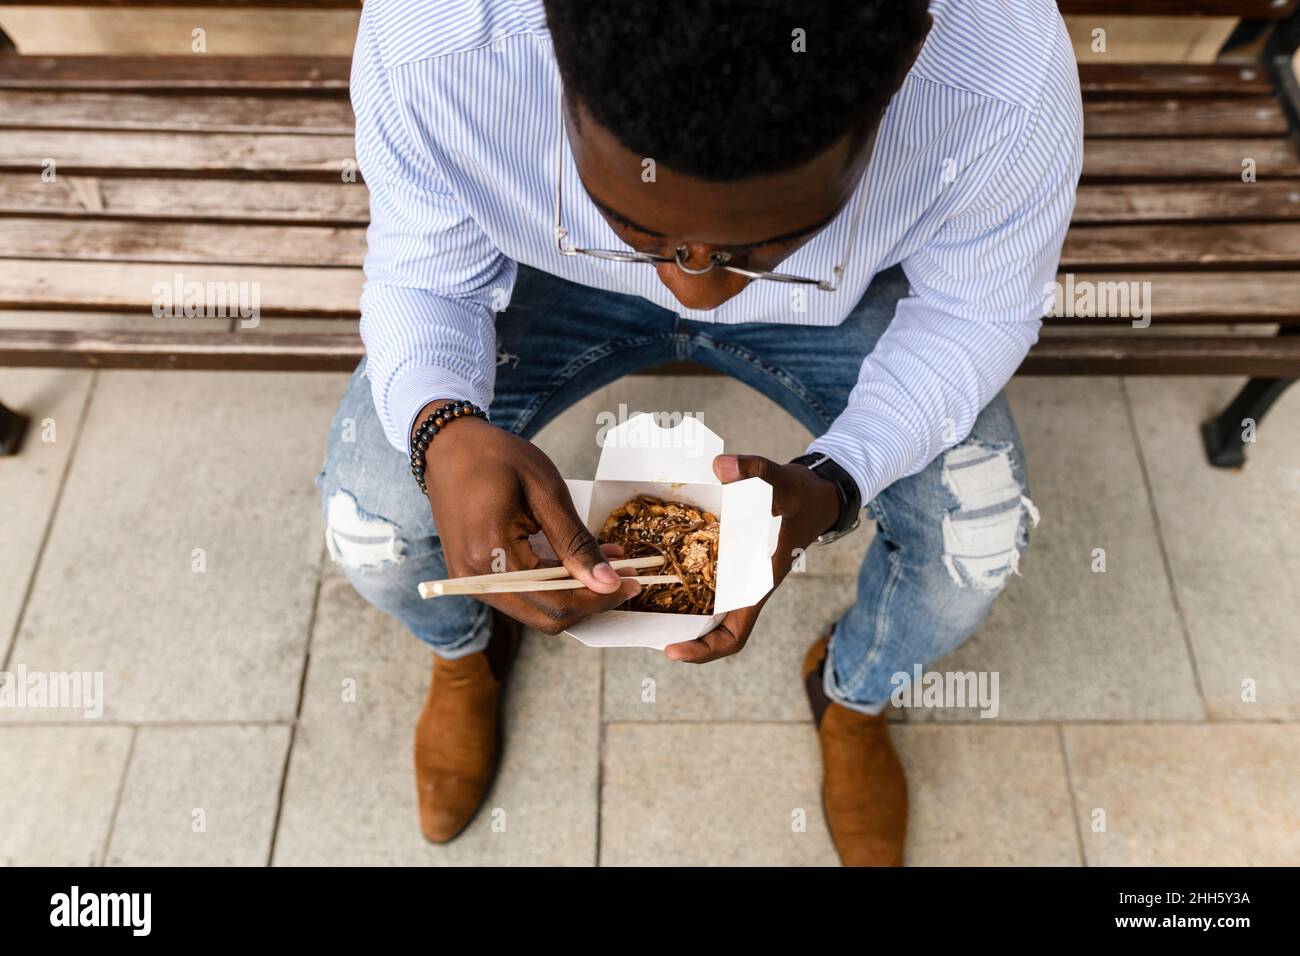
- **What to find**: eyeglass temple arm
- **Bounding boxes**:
[824,183,870,291]
[554,101,574,253]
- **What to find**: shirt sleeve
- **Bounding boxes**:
[351,9,515,453]
[806,38,1083,506]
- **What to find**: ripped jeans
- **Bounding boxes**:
[316,264,1036,713]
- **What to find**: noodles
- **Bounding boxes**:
[598,495,720,614]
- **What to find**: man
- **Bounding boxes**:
[318,0,1082,865]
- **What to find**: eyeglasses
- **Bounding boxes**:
[552,94,868,293]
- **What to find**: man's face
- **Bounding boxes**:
[567,101,877,311]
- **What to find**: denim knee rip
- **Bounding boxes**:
[939,441,1039,591]
[324,489,406,571]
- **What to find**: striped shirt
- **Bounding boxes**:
[353,0,1084,505]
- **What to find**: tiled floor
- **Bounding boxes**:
[1,369,1296,866]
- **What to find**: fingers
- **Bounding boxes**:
[483,534,639,636]
[663,606,759,663]
[491,574,639,637]
[713,453,778,485]
[600,542,647,578]
[530,542,622,570]
[522,575,642,633]
[525,472,624,596]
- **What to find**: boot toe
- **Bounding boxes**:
[417,772,487,843]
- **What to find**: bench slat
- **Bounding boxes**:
[0,173,370,223]
[0,0,1288,15]
[1042,272,1300,322]
[0,129,357,178]
[0,328,1294,376]
[1083,138,1300,179]
[1022,336,1300,375]
[0,91,353,134]
[1083,98,1288,137]
[1078,64,1276,98]
[2,260,1297,323]
[0,0,359,5]
[0,58,1277,100]
[0,329,364,371]
[0,260,362,315]
[3,175,1295,226]
[1072,181,1300,222]
[1060,0,1297,16]
[0,90,1284,139]
[0,217,366,266]
[0,56,352,92]
[9,131,1293,181]
[23,219,1300,272]
[1062,223,1300,268]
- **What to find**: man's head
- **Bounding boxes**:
[545,0,932,309]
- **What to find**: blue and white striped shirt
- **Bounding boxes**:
[353,0,1083,505]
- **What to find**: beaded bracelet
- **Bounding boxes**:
[410,399,488,495]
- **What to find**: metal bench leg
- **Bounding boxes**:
[1201,375,1296,469]
[0,401,31,456]
[1199,18,1300,470]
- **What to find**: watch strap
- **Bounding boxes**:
[790,452,862,539]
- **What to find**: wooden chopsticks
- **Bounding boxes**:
[418,554,678,598]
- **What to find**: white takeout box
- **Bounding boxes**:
[529,414,783,650]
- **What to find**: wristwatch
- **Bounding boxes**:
[789,452,862,546]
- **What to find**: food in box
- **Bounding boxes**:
[529,413,782,650]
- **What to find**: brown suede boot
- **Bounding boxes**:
[414,611,521,843]
[803,634,908,866]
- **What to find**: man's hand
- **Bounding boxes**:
[664,453,842,664]
[416,399,641,634]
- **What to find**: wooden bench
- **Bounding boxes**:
[0,0,1298,467]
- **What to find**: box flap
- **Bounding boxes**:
[713,477,783,613]
[594,414,721,485]
[565,478,594,529]
[565,609,721,649]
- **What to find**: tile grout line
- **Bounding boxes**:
[593,648,606,868]
[99,724,138,867]
[1056,723,1089,868]
[264,544,327,867]
[596,717,1300,727]
[1,715,1295,730]
[0,718,299,729]
[2,369,99,674]
[1117,376,1208,717]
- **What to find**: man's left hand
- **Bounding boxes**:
[664,453,842,663]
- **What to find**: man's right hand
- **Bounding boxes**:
[413,399,640,634]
